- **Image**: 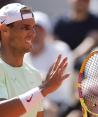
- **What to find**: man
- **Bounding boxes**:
[24,11,76,117]
[53,0,98,70]
[0,3,69,117]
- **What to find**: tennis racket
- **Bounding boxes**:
[77,51,98,117]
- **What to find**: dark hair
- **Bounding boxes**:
[0,0,22,8]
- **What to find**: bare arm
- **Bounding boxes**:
[0,98,26,117]
[0,55,69,117]
[37,111,44,117]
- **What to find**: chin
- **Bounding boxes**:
[25,47,32,53]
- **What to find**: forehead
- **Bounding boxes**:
[13,18,35,26]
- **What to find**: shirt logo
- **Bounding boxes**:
[26,94,33,102]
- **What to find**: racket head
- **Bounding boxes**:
[77,51,98,116]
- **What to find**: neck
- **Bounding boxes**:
[1,48,24,67]
[71,11,89,22]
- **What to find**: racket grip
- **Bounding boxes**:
[82,107,87,117]
[80,99,87,117]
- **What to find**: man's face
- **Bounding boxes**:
[4,18,36,54]
[70,0,90,13]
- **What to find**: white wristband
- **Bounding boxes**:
[19,87,44,112]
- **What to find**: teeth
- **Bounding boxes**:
[26,40,32,43]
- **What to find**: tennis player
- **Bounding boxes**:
[0,3,69,117]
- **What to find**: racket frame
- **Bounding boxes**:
[77,51,98,116]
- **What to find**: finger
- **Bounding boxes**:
[53,54,62,71]
[46,63,54,81]
[55,74,70,85]
[63,62,68,69]
[56,57,68,73]
[45,57,61,83]
[49,58,68,82]
[57,62,68,76]
[60,61,68,71]
[59,57,67,68]
[61,74,70,81]
[50,60,68,82]
[45,55,60,81]
[62,62,68,72]
[46,69,58,84]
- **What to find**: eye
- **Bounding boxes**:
[21,25,36,31]
[32,26,36,32]
[21,26,30,30]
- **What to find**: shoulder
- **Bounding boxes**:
[89,13,98,22]
[89,13,98,18]
[53,15,71,27]
[56,15,70,22]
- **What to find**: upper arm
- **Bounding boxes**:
[37,111,44,117]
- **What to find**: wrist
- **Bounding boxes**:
[19,87,44,112]
[39,85,47,97]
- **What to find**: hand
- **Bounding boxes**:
[40,54,70,96]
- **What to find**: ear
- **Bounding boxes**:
[0,24,8,32]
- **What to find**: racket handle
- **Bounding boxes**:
[80,99,87,117]
[82,107,87,117]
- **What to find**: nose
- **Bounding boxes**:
[28,28,36,39]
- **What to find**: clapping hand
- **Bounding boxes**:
[41,54,70,96]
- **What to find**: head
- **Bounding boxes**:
[0,3,36,55]
[69,0,90,14]
[31,11,51,55]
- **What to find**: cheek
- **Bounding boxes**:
[9,38,19,47]
[16,32,27,43]
[9,33,25,46]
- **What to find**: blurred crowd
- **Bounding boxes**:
[1,0,98,117]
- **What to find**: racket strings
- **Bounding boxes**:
[81,54,98,113]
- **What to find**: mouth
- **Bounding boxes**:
[25,38,33,48]
[25,39,32,43]
[25,36,33,43]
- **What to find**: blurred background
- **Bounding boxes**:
[22,0,98,117]
[21,0,98,19]
[1,0,98,117]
